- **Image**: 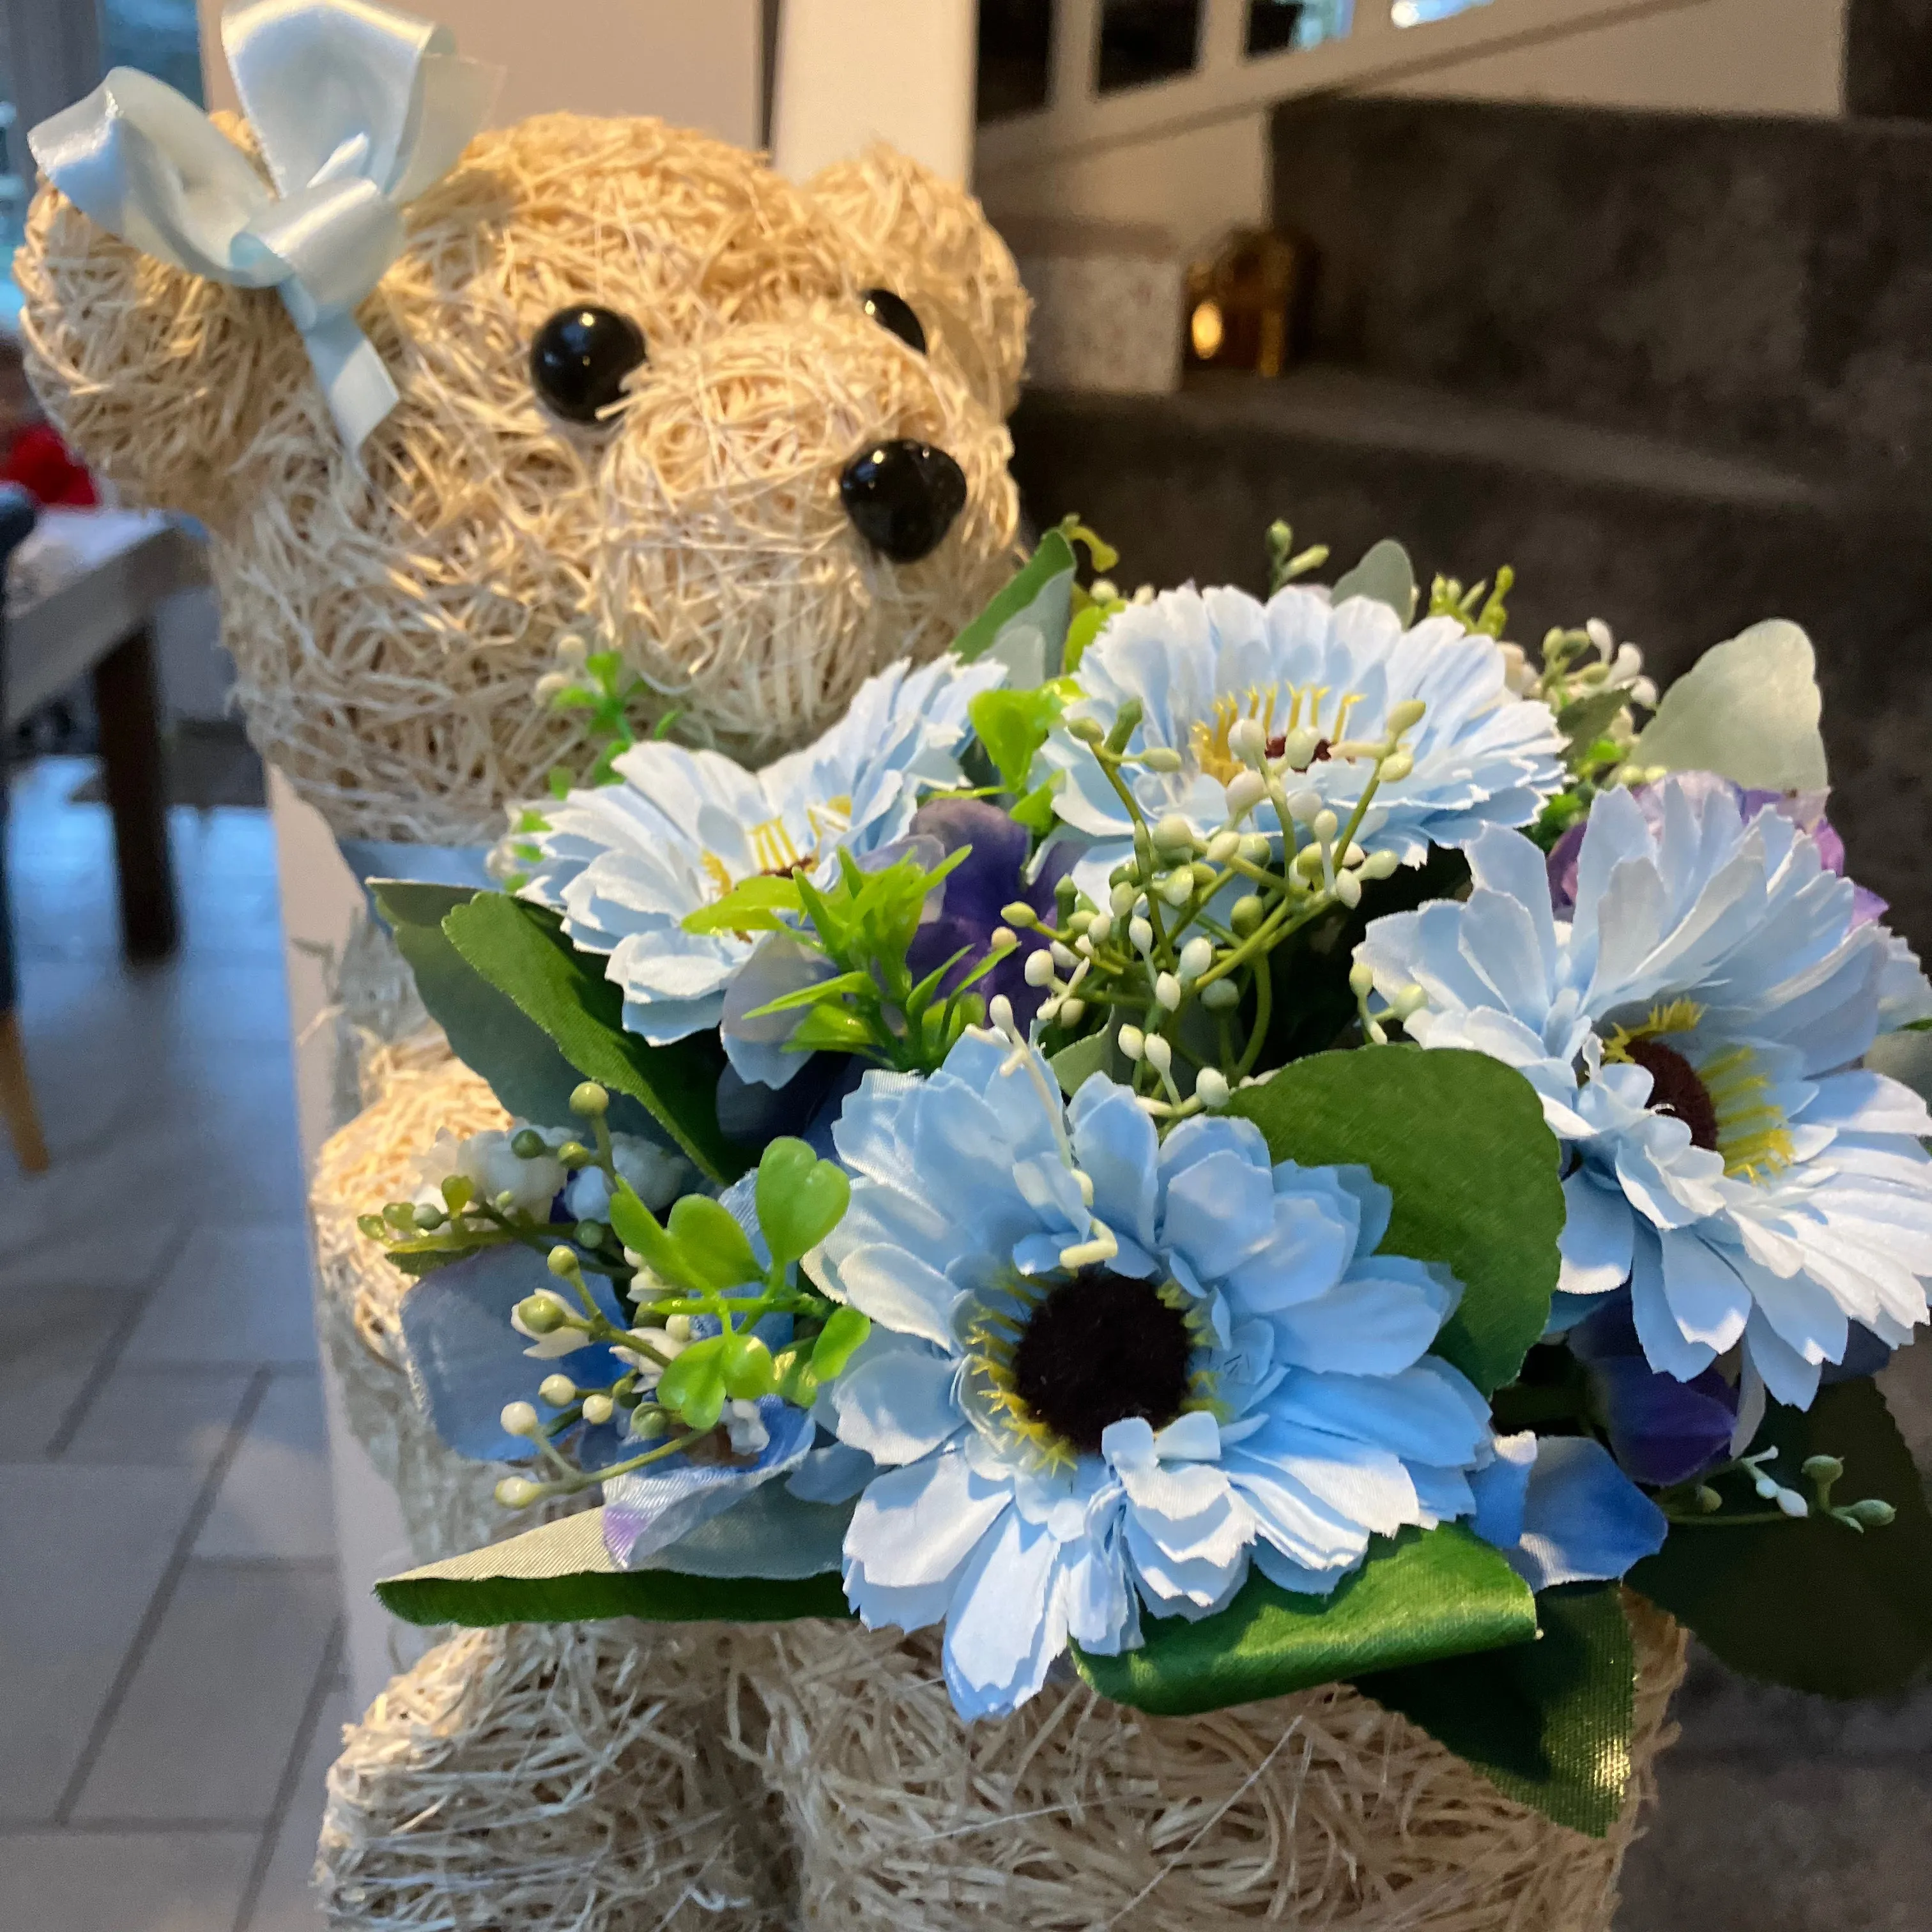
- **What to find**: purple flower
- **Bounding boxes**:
[1568,1296,1737,1487]
[1547,773,1885,924]
[905,798,1074,1029]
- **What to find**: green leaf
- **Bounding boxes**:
[1634,618,1828,791]
[1356,1583,1636,1837]
[440,893,746,1184]
[719,1331,777,1399]
[666,1196,760,1292]
[1230,1047,1561,1392]
[1554,687,1633,750]
[790,1005,878,1052]
[681,873,804,935]
[379,1229,516,1276]
[811,1306,871,1379]
[756,1138,851,1266]
[745,969,876,1018]
[376,1508,852,1626]
[1011,778,1061,834]
[1073,1524,1535,1717]
[1331,539,1417,622]
[952,527,1077,675]
[969,685,1064,795]
[1050,1025,1123,1098]
[656,1335,727,1430]
[1630,1380,1932,1696]
[375,882,606,1131]
[1061,600,1111,673]
[605,1179,692,1288]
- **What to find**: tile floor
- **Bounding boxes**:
[0,758,339,1932]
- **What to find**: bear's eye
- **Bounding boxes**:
[530,306,648,424]
[860,288,926,355]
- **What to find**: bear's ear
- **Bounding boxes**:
[806,145,1029,418]
[14,111,301,528]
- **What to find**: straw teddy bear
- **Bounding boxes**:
[15,110,1028,843]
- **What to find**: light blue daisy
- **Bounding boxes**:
[1033,584,1563,901]
[1358,778,1932,1409]
[802,1028,1496,1719]
[517,654,1003,1060]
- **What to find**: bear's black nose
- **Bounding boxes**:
[839,440,967,564]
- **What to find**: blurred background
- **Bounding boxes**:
[0,3,1925,1929]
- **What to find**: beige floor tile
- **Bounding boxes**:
[0,1284,134,1457]
[125,1227,319,1368]
[0,1827,260,1932]
[0,1464,201,1823]
[195,1373,337,1561]
[72,1561,339,1825]
[65,1367,257,1473]
[246,1689,349,1932]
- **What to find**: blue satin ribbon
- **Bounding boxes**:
[29,0,501,449]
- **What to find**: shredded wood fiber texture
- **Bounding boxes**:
[17,119,1025,842]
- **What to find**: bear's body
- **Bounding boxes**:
[18,114,1027,842]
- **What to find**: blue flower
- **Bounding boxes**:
[1470,1431,1668,1591]
[805,1029,1494,1718]
[903,797,1075,1030]
[518,655,1002,1048]
[1567,1298,1739,1488]
[1032,584,1564,901]
[1360,778,1932,1408]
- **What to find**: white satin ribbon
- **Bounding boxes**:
[29,0,502,449]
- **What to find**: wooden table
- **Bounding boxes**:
[7,509,210,960]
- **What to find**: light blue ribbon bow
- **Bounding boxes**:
[29,0,502,450]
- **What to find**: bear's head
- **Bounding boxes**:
[17,116,1028,842]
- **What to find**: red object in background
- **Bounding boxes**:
[1,422,97,507]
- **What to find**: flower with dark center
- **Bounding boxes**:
[1009,1271,1194,1455]
[1616,1037,1719,1151]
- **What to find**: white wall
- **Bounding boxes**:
[196,0,761,141]
[1372,0,1846,117]
[977,111,1271,264]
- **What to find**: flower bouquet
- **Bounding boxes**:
[358,521,1932,1923]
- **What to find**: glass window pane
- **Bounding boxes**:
[1097,0,1202,95]
[978,0,1054,121]
[1246,1,1354,57]
[1392,0,1492,25]
[100,0,206,104]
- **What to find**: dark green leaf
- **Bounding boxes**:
[375,882,605,1131]
[951,528,1077,673]
[1050,1026,1123,1098]
[1630,1381,1932,1696]
[376,1507,852,1627]
[440,893,746,1184]
[1357,1583,1636,1836]
[1331,539,1416,621]
[1230,1047,1562,1392]
[1555,687,1633,750]
[1073,1525,1536,1717]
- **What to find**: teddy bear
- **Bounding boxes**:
[15,104,1027,844]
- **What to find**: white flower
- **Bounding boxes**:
[410,1128,564,1219]
[1358,779,1932,1408]
[562,1133,688,1219]
[1034,585,1563,902]
[518,656,1003,1064]
[806,1031,1492,1719]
